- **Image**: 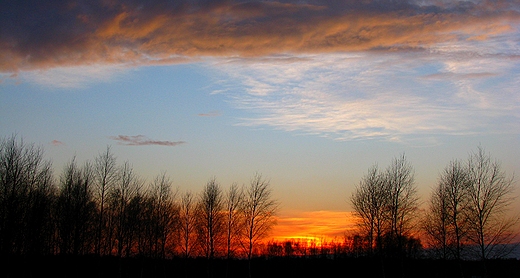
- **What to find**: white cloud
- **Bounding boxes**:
[209,44,520,143]
[22,64,132,89]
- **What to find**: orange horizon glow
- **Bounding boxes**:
[268,210,358,245]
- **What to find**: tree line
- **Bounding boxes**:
[350,150,519,260]
[1,134,518,263]
[0,135,278,263]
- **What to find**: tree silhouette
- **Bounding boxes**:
[351,154,419,258]
[110,161,143,257]
[385,154,419,256]
[423,159,469,260]
[197,177,225,260]
[93,146,118,256]
[240,173,279,277]
[56,157,96,255]
[0,135,54,255]
[225,182,243,259]
[465,146,518,260]
[350,164,387,255]
[4,135,520,278]
[180,190,197,258]
[147,172,178,259]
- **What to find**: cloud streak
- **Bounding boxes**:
[1,0,519,72]
[210,48,520,142]
[21,64,131,88]
[50,140,65,146]
[110,135,186,146]
[198,111,221,117]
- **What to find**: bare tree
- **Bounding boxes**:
[423,176,450,259]
[109,161,143,257]
[24,158,54,255]
[180,190,197,258]
[384,154,419,255]
[465,146,518,260]
[350,164,388,255]
[148,172,177,259]
[121,192,144,257]
[56,157,98,255]
[423,159,470,260]
[93,145,118,255]
[196,177,225,260]
[240,173,279,277]
[225,182,243,259]
[351,154,419,258]
[0,135,55,255]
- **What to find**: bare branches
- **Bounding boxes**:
[351,164,387,254]
[423,159,470,259]
[0,135,55,255]
[197,177,225,259]
[423,146,519,260]
[180,191,196,258]
[93,146,118,255]
[465,146,518,259]
[385,154,418,240]
[350,154,419,257]
[225,182,243,259]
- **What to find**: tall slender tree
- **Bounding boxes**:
[350,164,387,255]
[197,177,224,260]
[465,146,518,260]
[57,157,81,255]
[148,172,177,259]
[240,173,279,278]
[384,154,419,255]
[94,145,118,255]
[225,182,243,259]
[423,159,470,259]
[180,191,196,258]
[110,161,142,257]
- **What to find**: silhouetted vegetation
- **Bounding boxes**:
[1,135,519,277]
[350,154,421,258]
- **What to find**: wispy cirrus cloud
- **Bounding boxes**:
[21,64,131,88]
[210,45,520,142]
[110,135,186,146]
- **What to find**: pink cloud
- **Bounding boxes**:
[50,140,65,146]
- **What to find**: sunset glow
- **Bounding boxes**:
[270,210,358,244]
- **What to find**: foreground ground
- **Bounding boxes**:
[3,255,520,278]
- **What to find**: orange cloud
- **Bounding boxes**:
[1,1,518,72]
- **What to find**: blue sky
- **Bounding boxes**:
[1,0,519,238]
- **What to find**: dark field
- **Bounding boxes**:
[3,255,520,278]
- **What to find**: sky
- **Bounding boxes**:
[1,0,520,242]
